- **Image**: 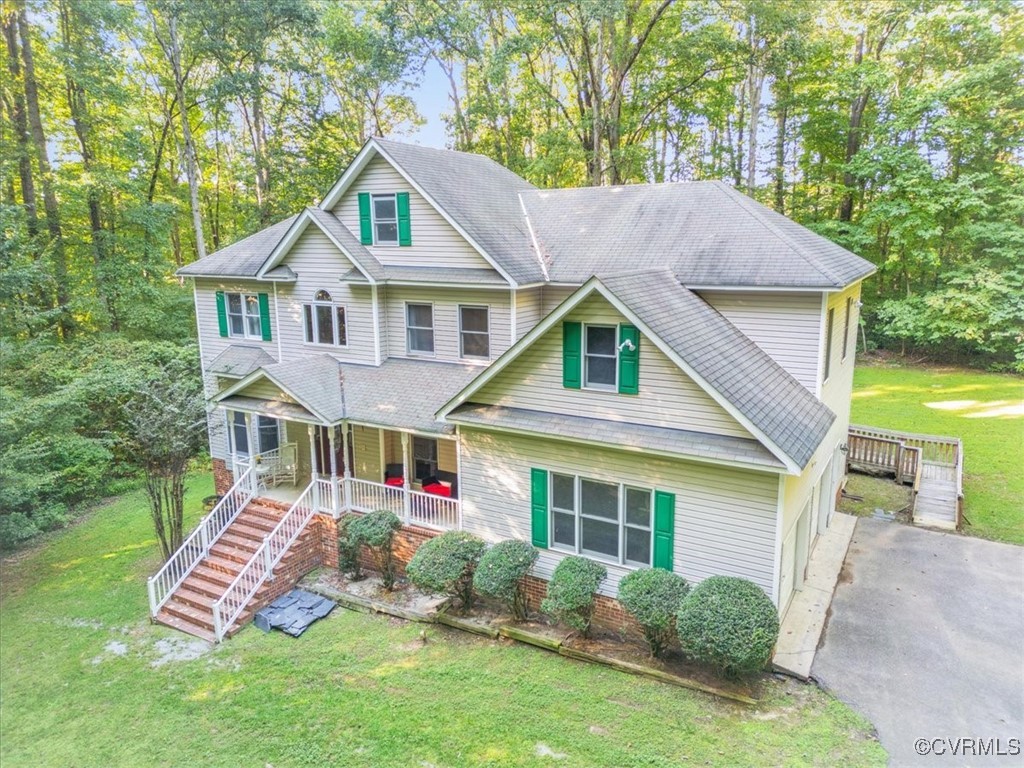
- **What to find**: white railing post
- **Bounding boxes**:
[147,577,157,617]
[262,538,274,580]
[343,475,351,512]
[213,603,223,642]
[200,517,210,554]
[331,477,341,517]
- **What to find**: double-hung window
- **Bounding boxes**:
[303,290,347,347]
[549,473,654,567]
[413,437,438,480]
[226,293,263,339]
[372,194,398,245]
[406,303,434,354]
[459,305,490,359]
[584,324,617,389]
[230,413,279,457]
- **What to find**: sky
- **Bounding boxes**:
[404,59,454,149]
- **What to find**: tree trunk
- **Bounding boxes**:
[773,94,788,214]
[17,4,72,340]
[3,15,37,236]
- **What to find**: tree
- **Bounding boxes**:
[123,360,206,560]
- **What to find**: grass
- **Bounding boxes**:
[851,359,1024,544]
[837,474,912,518]
[0,476,886,768]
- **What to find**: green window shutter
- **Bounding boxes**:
[396,192,412,246]
[215,291,228,337]
[530,468,549,548]
[618,324,640,394]
[562,321,582,389]
[653,491,675,571]
[258,293,272,341]
[358,192,373,244]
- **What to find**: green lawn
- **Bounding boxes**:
[851,360,1024,543]
[0,477,885,767]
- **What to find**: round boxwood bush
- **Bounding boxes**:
[347,510,402,590]
[675,576,780,678]
[540,556,607,638]
[473,540,539,620]
[617,568,690,658]
[406,531,486,612]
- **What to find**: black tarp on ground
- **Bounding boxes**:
[253,589,336,637]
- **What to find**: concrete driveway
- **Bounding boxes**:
[813,518,1024,766]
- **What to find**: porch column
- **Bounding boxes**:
[307,424,318,479]
[327,426,341,517]
[341,421,352,511]
[243,412,256,493]
[227,409,238,477]
[401,431,411,523]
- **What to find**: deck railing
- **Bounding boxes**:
[147,466,256,617]
[212,478,319,641]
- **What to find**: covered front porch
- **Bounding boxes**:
[226,412,461,531]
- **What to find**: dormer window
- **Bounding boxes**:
[303,290,347,347]
[372,194,398,245]
[584,325,618,389]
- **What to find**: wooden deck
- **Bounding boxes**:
[847,425,963,531]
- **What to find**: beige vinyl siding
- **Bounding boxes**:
[698,291,822,393]
[475,294,751,439]
[274,227,377,365]
[352,425,383,482]
[385,286,512,362]
[333,154,496,271]
[513,287,544,340]
[459,429,779,599]
[542,285,577,314]
[438,438,457,474]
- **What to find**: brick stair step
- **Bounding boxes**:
[191,563,237,586]
[209,542,258,564]
[162,598,215,631]
[218,532,261,552]
[202,553,248,574]
[245,504,288,521]
[155,610,216,643]
[174,586,217,611]
[179,576,224,600]
[229,522,272,542]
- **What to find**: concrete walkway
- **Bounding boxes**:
[773,512,857,679]
[814,518,1024,766]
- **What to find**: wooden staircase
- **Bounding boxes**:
[155,500,305,642]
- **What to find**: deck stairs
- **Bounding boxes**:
[155,499,302,641]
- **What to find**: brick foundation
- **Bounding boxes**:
[521,574,638,634]
[212,459,233,495]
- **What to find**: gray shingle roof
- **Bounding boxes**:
[177,215,298,277]
[598,272,835,468]
[208,345,277,378]
[372,138,543,284]
[447,403,784,469]
[226,355,482,433]
[520,182,874,289]
[340,265,509,286]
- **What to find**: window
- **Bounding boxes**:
[459,305,490,359]
[584,325,617,389]
[229,413,279,457]
[413,437,438,480]
[823,307,835,382]
[548,473,654,567]
[372,194,398,245]
[226,293,262,339]
[303,290,347,347]
[842,297,853,360]
[406,303,434,354]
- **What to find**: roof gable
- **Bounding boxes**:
[256,207,383,282]
[440,274,836,472]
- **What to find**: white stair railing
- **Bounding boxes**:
[147,466,256,617]
[211,478,319,641]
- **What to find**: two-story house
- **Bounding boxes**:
[153,138,873,642]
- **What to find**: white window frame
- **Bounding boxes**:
[228,412,280,457]
[303,290,348,348]
[413,436,438,481]
[371,193,399,246]
[583,323,619,391]
[406,302,435,356]
[458,304,491,360]
[225,292,263,340]
[548,472,654,568]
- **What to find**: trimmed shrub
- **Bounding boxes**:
[335,514,361,579]
[347,510,402,590]
[406,531,486,611]
[617,568,690,658]
[473,540,539,620]
[541,556,607,638]
[675,576,780,678]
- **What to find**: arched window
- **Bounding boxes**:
[303,290,347,347]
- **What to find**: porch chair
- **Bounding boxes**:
[384,463,405,487]
[268,443,298,488]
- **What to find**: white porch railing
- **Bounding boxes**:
[234,443,298,490]
[346,478,460,531]
[147,466,257,617]
[211,478,319,641]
